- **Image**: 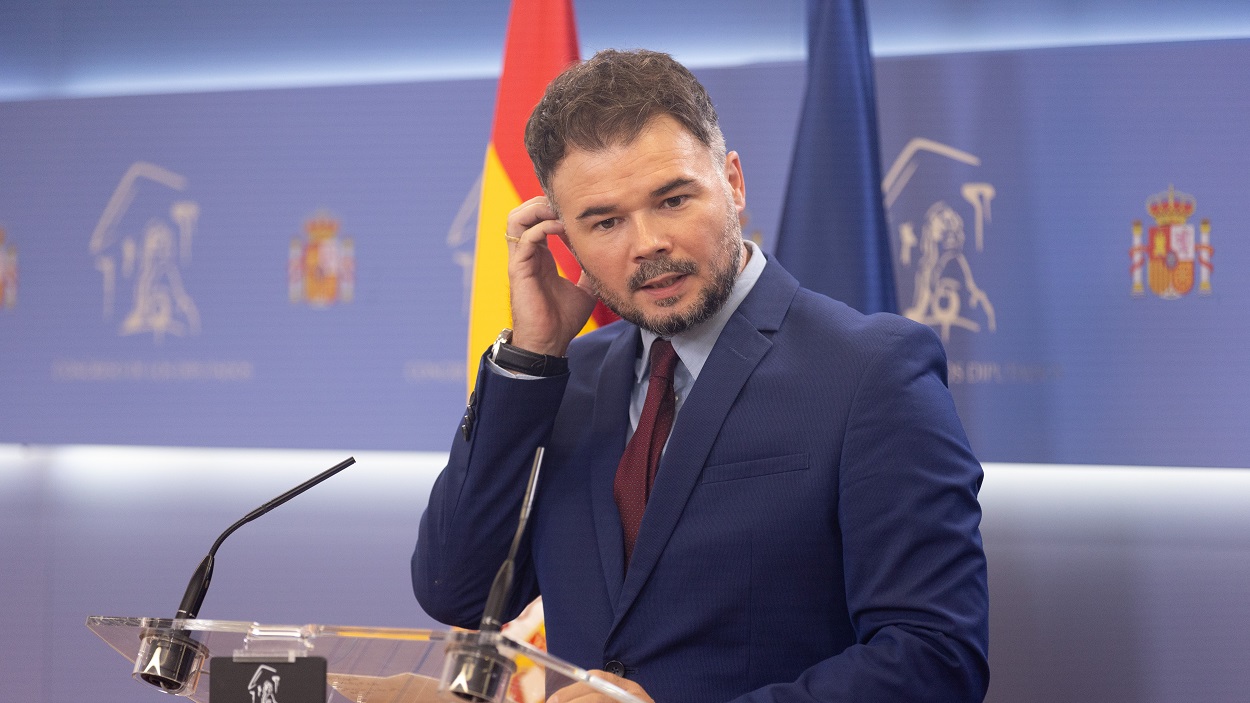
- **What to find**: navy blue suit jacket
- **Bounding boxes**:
[414,259,989,703]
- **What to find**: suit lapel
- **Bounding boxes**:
[611,260,799,626]
[588,327,641,606]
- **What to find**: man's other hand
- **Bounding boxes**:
[547,670,654,703]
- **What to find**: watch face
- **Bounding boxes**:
[493,328,513,356]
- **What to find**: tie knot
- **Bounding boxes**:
[648,339,678,382]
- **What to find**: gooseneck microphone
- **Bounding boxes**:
[174,456,358,620]
[478,446,544,633]
[135,456,357,694]
[442,447,544,703]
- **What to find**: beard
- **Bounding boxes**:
[580,207,744,337]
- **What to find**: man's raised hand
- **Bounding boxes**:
[505,196,597,356]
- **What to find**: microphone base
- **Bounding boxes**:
[133,629,209,695]
[440,639,517,703]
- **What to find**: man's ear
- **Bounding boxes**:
[723,150,747,214]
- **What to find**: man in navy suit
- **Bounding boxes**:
[414,49,989,703]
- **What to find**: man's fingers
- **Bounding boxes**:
[548,671,652,703]
[515,195,558,224]
[506,196,562,247]
[547,681,607,703]
[519,218,565,246]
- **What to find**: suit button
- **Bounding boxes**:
[603,660,625,677]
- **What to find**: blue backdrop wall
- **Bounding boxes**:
[3,39,1247,463]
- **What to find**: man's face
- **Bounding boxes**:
[549,115,748,337]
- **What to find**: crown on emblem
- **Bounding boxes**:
[304,213,339,241]
[1146,185,1195,226]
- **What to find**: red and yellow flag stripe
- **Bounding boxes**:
[467,0,617,392]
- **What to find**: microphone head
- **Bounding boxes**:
[133,629,210,695]
[439,641,516,703]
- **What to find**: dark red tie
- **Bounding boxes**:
[615,339,679,566]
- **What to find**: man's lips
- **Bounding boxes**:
[627,257,698,298]
[637,273,688,297]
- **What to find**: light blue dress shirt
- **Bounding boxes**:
[630,240,766,436]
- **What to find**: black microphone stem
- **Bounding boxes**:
[479,447,544,633]
[175,456,357,620]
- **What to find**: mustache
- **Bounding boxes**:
[627,257,698,293]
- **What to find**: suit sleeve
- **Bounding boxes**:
[411,353,570,628]
[739,321,990,703]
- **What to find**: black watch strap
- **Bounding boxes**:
[491,329,569,377]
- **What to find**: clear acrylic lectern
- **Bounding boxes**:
[86,616,644,703]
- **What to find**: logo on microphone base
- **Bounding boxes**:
[133,631,209,695]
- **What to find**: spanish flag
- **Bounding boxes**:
[467,0,617,391]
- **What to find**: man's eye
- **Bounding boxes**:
[663,195,687,208]
[594,218,618,231]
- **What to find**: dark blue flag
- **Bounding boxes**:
[775,0,896,315]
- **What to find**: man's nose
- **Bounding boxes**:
[631,215,672,258]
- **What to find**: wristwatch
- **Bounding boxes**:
[491,328,569,377]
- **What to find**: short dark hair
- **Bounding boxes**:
[524,49,726,195]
